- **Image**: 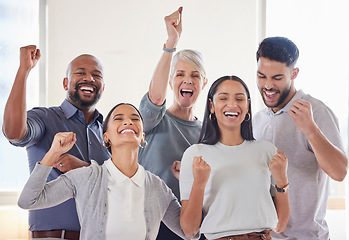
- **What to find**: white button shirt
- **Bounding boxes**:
[104,159,146,239]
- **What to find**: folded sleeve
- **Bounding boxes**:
[139,92,167,133]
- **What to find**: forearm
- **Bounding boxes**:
[273,192,290,233]
[307,127,348,181]
[3,67,30,141]
[148,51,174,106]
[180,183,205,237]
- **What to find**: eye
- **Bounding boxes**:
[113,117,122,121]
[176,73,184,77]
[93,74,102,79]
[257,74,266,79]
[75,72,85,75]
[273,77,282,81]
[192,74,200,78]
[132,118,140,121]
[236,98,244,102]
[219,97,228,101]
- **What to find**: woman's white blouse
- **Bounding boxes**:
[104,159,146,240]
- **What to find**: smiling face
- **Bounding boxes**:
[257,57,298,112]
[169,60,207,109]
[103,104,144,151]
[64,55,105,109]
[210,80,250,133]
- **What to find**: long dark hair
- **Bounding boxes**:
[102,103,143,153]
[198,75,254,145]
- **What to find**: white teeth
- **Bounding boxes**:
[181,89,193,93]
[80,86,94,92]
[120,129,135,134]
[224,112,238,117]
[265,91,275,96]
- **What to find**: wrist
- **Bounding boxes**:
[40,150,61,166]
[192,179,208,191]
[275,183,289,193]
[164,39,178,50]
[163,43,176,53]
[274,175,288,187]
[18,65,32,73]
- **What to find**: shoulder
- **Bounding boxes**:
[302,93,338,121]
[65,161,103,182]
[252,108,269,123]
[140,92,166,112]
[144,170,172,195]
[27,105,63,120]
[183,143,202,155]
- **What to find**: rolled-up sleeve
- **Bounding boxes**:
[11,108,46,147]
[139,93,167,133]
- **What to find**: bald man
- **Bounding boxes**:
[3,45,110,239]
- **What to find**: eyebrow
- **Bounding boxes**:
[176,70,200,74]
[112,114,123,119]
[257,71,284,78]
[113,113,140,118]
[74,68,103,74]
[217,92,246,96]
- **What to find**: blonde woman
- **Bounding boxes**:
[138,7,208,239]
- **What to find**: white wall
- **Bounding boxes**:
[46,0,264,119]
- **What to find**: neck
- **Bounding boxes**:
[219,126,244,146]
[110,145,139,178]
[67,98,96,124]
[271,88,297,113]
[168,104,195,121]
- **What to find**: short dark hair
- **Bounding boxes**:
[102,103,143,153]
[198,75,254,145]
[256,36,299,67]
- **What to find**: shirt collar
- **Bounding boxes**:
[104,158,145,187]
[60,99,103,123]
[266,89,306,115]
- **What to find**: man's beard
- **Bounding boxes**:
[68,84,101,108]
[262,86,291,109]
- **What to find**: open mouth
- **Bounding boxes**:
[77,83,96,95]
[263,89,279,101]
[120,129,136,134]
[180,89,193,98]
[224,111,239,119]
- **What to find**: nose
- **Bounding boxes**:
[123,119,133,125]
[83,73,95,82]
[227,99,237,107]
[264,78,274,90]
[183,76,193,84]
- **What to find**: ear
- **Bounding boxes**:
[291,67,299,80]
[202,77,208,90]
[141,132,145,142]
[103,133,109,144]
[209,98,215,114]
[63,77,69,91]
